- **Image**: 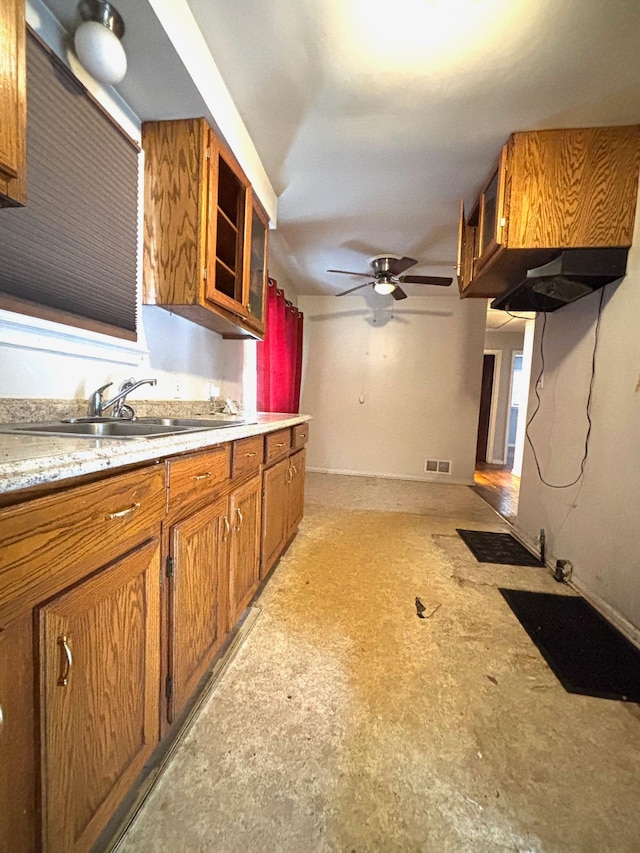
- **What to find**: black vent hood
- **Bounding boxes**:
[490,248,629,312]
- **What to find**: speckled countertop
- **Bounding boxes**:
[0,412,310,496]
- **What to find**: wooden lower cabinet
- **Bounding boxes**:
[287,448,306,540]
[0,613,36,853]
[37,537,161,853]
[261,457,289,579]
[167,494,229,723]
[261,445,307,579]
[228,474,262,625]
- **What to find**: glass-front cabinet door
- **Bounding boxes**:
[475,144,508,271]
[205,132,250,317]
[244,193,269,335]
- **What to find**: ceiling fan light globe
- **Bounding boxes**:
[373,280,396,295]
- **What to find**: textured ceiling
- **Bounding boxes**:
[39,0,640,317]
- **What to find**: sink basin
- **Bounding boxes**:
[133,417,250,429]
[0,417,254,440]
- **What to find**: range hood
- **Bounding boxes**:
[490,248,629,312]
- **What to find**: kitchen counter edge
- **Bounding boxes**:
[0,413,311,496]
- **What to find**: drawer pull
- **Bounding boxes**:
[235,507,243,531]
[298,433,306,440]
[106,501,140,520]
[193,471,212,481]
[223,516,230,542]
[292,464,298,475]
[275,442,287,448]
[57,635,73,687]
[244,452,257,458]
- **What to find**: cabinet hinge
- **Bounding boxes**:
[166,556,174,578]
[165,675,173,700]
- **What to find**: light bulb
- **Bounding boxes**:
[74,0,127,86]
[373,279,396,295]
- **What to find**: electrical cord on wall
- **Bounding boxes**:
[525,288,605,488]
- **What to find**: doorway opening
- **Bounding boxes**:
[473,348,525,524]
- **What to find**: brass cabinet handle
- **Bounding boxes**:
[193,471,212,481]
[235,507,243,531]
[0,702,3,733]
[287,466,293,484]
[292,464,298,475]
[223,516,230,542]
[299,434,306,440]
[105,502,140,520]
[276,442,287,448]
[244,451,257,458]
[57,635,73,687]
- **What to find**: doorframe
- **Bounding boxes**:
[503,348,523,470]
[483,349,502,464]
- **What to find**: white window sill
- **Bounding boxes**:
[0,309,148,366]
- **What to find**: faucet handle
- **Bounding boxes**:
[87,382,112,417]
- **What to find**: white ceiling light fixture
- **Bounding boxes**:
[372,276,396,295]
[74,0,127,86]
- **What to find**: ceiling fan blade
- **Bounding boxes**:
[335,281,372,296]
[327,269,371,277]
[398,275,453,286]
[391,286,407,301]
[387,256,418,276]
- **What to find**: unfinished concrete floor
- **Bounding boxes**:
[118,473,640,853]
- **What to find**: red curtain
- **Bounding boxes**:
[257,279,304,413]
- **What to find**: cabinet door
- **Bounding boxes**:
[0,0,26,207]
[287,448,306,540]
[0,613,36,853]
[205,131,250,316]
[475,144,508,271]
[229,474,262,624]
[261,457,289,579]
[38,539,161,853]
[242,192,269,334]
[168,495,228,723]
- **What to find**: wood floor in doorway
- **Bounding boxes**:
[473,462,520,523]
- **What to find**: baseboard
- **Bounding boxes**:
[569,578,640,651]
[306,466,475,486]
[510,522,640,651]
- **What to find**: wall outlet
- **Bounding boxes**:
[173,379,182,399]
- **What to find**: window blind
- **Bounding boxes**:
[0,32,139,337]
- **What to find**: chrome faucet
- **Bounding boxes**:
[87,378,157,419]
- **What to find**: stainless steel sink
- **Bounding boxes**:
[133,417,249,429]
[0,417,253,440]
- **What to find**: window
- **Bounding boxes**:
[0,32,139,339]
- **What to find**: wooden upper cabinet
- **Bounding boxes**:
[458,125,640,298]
[0,0,27,207]
[142,117,268,340]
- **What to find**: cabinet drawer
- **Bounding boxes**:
[0,464,166,627]
[232,435,263,479]
[167,445,230,514]
[264,428,291,465]
[292,423,309,449]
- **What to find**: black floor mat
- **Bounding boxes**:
[499,588,640,702]
[456,529,543,566]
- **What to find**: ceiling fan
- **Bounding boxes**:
[328,255,452,300]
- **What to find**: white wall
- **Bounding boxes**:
[516,189,640,634]
[484,329,525,463]
[298,292,486,483]
[0,307,245,403]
